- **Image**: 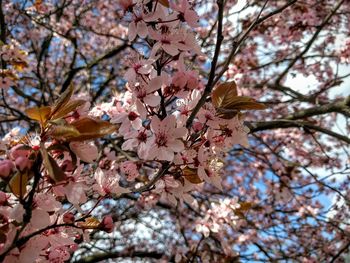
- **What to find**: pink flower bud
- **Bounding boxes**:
[0,160,14,178]
[10,144,31,161]
[15,156,32,171]
[63,212,75,224]
[100,215,114,233]
[192,121,203,132]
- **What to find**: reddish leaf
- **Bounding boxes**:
[8,171,29,198]
[68,117,117,141]
[25,106,52,125]
[50,99,86,120]
[211,81,238,109]
[183,167,202,184]
[50,85,75,118]
[211,81,266,119]
[49,124,81,139]
[40,143,67,183]
[12,61,28,72]
[78,217,101,229]
[224,96,267,110]
[159,0,169,7]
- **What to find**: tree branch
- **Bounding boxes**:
[74,251,164,263]
[275,0,345,84]
[248,119,350,144]
[186,0,225,128]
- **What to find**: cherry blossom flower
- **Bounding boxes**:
[129,76,163,107]
[120,161,139,181]
[0,76,14,89]
[69,142,99,163]
[146,115,187,162]
[93,168,129,196]
[170,0,200,28]
[149,29,181,56]
[110,110,142,134]
[124,56,152,83]
[122,129,150,159]
[128,9,148,41]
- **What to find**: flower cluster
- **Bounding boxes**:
[0,42,28,89]
[0,1,266,262]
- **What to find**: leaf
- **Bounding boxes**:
[0,225,8,243]
[12,61,28,72]
[34,0,42,10]
[159,0,169,7]
[47,144,77,169]
[46,144,71,152]
[211,81,266,119]
[40,143,67,183]
[211,81,238,109]
[48,118,68,126]
[224,96,267,110]
[68,117,117,141]
[78,217,101,229]
[49,124,81,139]
[215,108,239,119]
[234,202,262,218]
[25,106,52,125]
[183,167,202,184]
[8,170,29,198]
[50,99,86,120]
[50,85,75,118]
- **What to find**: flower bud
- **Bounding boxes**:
[63,212,75,224]
[10,144,30,160]
[0,160,14,178]
[192,121,203,132]
[15,156,32,171]
[100,215,114,233]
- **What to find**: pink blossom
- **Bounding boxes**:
[110,110,142,134]
[61,165,89,205]
[120,161,139,181]
[146,115,187,162]
[170,0,200,28]
[93,168,129,196]
[63,212,75,224]
[122,129,150,159]
[128,9,148,41]
[149,29,181,56]
[129,76,163,107]
[69,142,98,163]
[0,76,15,89]
[124,56,152,83]
[10,144,31,160]
[14,156,32,171]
